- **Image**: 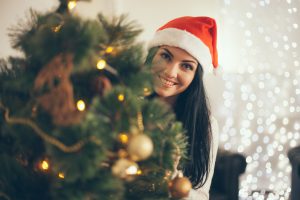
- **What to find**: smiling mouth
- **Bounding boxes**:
[158,76,177,87]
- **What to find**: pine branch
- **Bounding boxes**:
[98,14,143,46]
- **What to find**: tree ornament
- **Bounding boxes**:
[34,53,82,126]
[168,172,192,199]
[127,134,153,161]
[0,102,87,153]
[112,158,139,179]
[143,87,152,96]
[129,125,140,135]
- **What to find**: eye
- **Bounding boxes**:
[160,52,171,61]
[181,63,194,71]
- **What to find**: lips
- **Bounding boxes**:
[158,75,178,88]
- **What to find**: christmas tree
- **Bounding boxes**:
[0,1,190,199]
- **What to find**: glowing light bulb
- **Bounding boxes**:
[40,160,49,171]
[97,59,106,70]
[137,169,142,175]
[76,100,86,111]
[126,165,138,175]
[118,94,125,102]
[118,133,128,144]
[58,172,65,179]
[52,24,63,33]
[68,0,77,10]
[105,46,114,53]
[143,87,151,96]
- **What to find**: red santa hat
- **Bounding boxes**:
[148,16,218,73]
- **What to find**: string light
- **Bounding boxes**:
[105,46,114,54]
[76,100,86,111]
[143,87,151,96]
[220,1,299,199]
[58,172,65,179]
[39,159,50,171]
[96,59,106,70]
[118,133,129,144]
[52,24,63,33]
[118,94,125,102]
[125,165,138,175]
[137,169,142,175]
[68,0,77,10]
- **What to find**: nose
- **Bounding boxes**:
[164,62,179,78]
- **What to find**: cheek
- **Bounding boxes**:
[178,73,195,87]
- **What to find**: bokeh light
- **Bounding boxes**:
[218,0,299,199]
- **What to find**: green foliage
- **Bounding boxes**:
[50,170,124,200]
[9,11,103,67]
[98,14,143,46]
[0,154,50,200]
[0,2,188,200]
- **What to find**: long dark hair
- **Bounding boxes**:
[145,47,212,189]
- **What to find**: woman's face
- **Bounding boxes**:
[151,46,198,98]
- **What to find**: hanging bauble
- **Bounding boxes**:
[127,134,153,161]
[168,174,192,199]
[34,53,82,126]
[112,158,139,179]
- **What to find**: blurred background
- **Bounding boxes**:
[1,0,299,199]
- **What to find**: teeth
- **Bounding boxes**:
[160,77,175,87]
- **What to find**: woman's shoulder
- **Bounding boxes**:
[209,115,219,143]
[210,116,219,133]
[210,115,218,123]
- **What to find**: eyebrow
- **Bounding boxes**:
[161,48,174,58]
[161,48,197,65]
[182,60,197,65]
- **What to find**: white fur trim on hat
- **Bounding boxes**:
[148,28,213,72]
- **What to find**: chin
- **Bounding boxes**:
[154,86,174,97]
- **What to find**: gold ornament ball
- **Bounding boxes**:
[112,158,138,179]
[127,134,154,161]
[168,176,192,199]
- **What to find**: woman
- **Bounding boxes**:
[146,16,219,200]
